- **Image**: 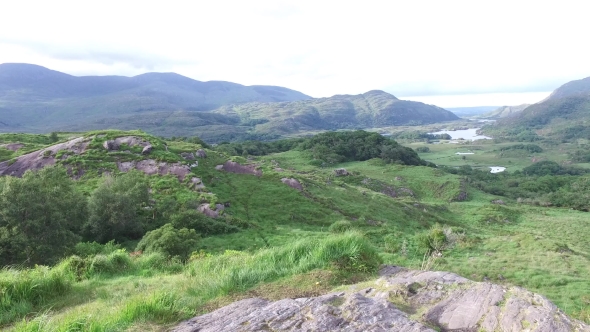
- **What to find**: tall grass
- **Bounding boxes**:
[185,231,381,299]
[10,232,381,331]
[0,265,74,325]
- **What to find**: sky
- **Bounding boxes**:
[1,0,589,107]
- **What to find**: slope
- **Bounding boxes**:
[483,76,590,140]
[213,90,459,135]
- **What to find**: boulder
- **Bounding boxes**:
[141,145,153,155]
[333,168,349,177]
[216,161,262,176]
[181,152,195,160]
[103,140,119,151]
[281,178,303,191]
[172,266,590,332]
[491,199,505,205]
[197,203,224,218]
[196,149,207,158]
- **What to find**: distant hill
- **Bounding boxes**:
[543,76,590,101]
[213,90,459,135]
[0,64,458,141]
[0,63,311,132]
[479,104,531,119]
[484,76,590,141]
[445,106,499,117]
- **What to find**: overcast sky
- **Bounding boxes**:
[1,0,588,107]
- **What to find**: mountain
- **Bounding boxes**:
[484,76,590,140]
[544,76,590,101]
[213,90,459,135]
[479,104,530,119]
[445,106,499,117]
[0,63,311,132]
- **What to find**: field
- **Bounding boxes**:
[1,130,589,330]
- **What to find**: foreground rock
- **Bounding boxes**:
[173,266,589,332]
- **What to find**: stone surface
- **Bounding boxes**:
[216,161,262,176]
[181,152,195,160]
[0,137,90,177]
[280,178,303,191]
[333,168,349,176]
[196,149,207,158]
[0,143,24,151]
[141,144,153,154]
[173,266,590,332]
[116,159,191,180]
[198,203,225,218]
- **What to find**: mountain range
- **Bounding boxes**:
[0,63,458,141]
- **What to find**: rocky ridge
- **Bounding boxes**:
[173,266,589,332]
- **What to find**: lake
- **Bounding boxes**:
[430,128,492,140]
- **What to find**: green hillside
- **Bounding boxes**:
[213,90,459,135]
[0,129,589,330]
[483,76,590,141]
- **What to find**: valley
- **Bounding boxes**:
[1,67,590,331]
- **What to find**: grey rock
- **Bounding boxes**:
[141,144,152,154]
[173,266,590,332]
[181,152,195,160]
[281,178,303,191]
[196,149,207,158]
[334,168,349,176]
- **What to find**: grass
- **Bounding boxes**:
[1,130,590,328]
[4,232,381,331]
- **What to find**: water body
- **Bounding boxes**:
[430,128,492,140]
[490,166,506,173]
[455,152,474,155]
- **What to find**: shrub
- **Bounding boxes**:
[329,220,354,233]
[416,224,448,254]
[136,224,200,260]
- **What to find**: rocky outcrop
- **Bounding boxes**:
[141,144,153,154]
[173,266,589,332]
[102,136,151,151]
[117,160,191,180]
[0,143,24,151]
[0,137,89,177]
[198,203,225,218]
[333,168,349,177]
[216,161,262,176]
[196,149,207,158]
[281,178,303,191]
[181,152,195,160]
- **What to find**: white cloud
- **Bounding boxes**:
[1,0,589,106]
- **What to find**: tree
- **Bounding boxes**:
[0,167,87,266]
[85,171,150,243]
[49,132,59,142]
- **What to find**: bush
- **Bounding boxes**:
[87,250,133,276]
[74,240,122,257]
[329,220,354,233]
[415,146,431,153]
[416,224,448,254]
[136,224,200,260]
